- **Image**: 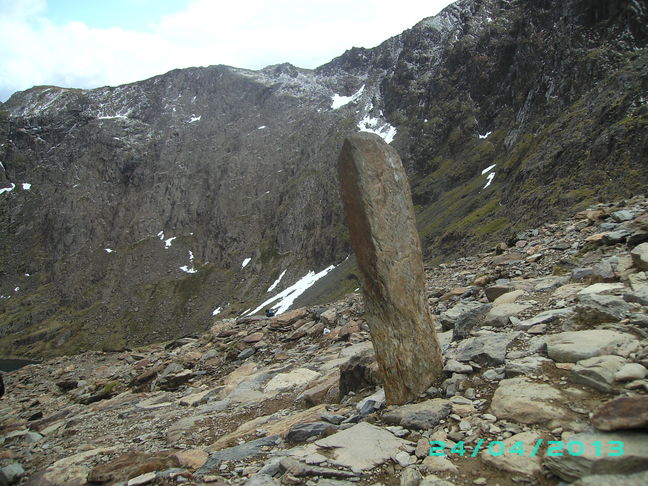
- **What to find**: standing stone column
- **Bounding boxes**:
[337,133,443,405]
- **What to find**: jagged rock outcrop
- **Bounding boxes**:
[1,0,647,357]
[338,133,442,404]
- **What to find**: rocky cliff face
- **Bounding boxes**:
[1,0,647,357]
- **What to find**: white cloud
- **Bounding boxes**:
[0,0,455,101]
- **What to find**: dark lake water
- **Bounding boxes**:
[0,358,40,372]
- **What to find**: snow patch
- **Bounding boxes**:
[0,183,16,195]
[180,251,197,273]
[21,183,31,190]
[104,248,114,253]
[97,114,128,120]
[481,164,497,175]
[331,85,365,109]
[242,257,252,268]
[479,131,492,139]
[483,172,496,189]
[358,115,397,144]
[14,287,20,292]
[248,264,336,316]
[212,306,222,316]
[188,115,201,123]
[267,269,287,292]
[158,231,176,248]
[258,125,267,129]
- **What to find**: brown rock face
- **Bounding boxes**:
[337,133,443,404]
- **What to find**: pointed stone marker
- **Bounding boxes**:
[337,132,443,405]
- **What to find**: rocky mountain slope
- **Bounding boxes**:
[1,0,647,357]
[1,194,647,485]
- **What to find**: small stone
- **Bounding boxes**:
[383,399,452,430]
[400,466,423,486]
[630,243,648,271]
[484,286,513,302]
[320,309,338,326]
[356,388,386,414]
[482,369,505,382]
[614,363,648,382]
[394,451,416,467]
[421,455,459,473]
[420,474,457,486]
[321,413,346,425]
[1,463,25,484]
[416,438,431,458]
[443,360,473,374]
[128,472,158,486]
[483,303,532,327]
[492,289,526,305]
[611,210,634,222]
[237,348,256,360]
[455,332,521,367]
[243,332,264,343]
[285,422,336,443]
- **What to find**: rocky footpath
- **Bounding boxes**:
[1,194,648,486]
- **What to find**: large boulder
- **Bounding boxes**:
[337,133,443,404]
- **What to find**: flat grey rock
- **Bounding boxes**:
[198,435,280,474]
[546,330,639,363]
[243,475,281,486]
[420,475,457,486]
[630,243,648,271]
[505,356,551,377]
[439,301,490,339]
[544,430,648,481]
[570,355,627,392]
[489,377,571,426]
[611,210,635,222]
[575,293,633,323]
[514,307,574,330]
[382,398,452,430]
[314,422,412,473]
[571,470,648,486]
[286,422,336,443]
[455,332,521,366]
[483,303,532,327]
[480,431,542,475]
